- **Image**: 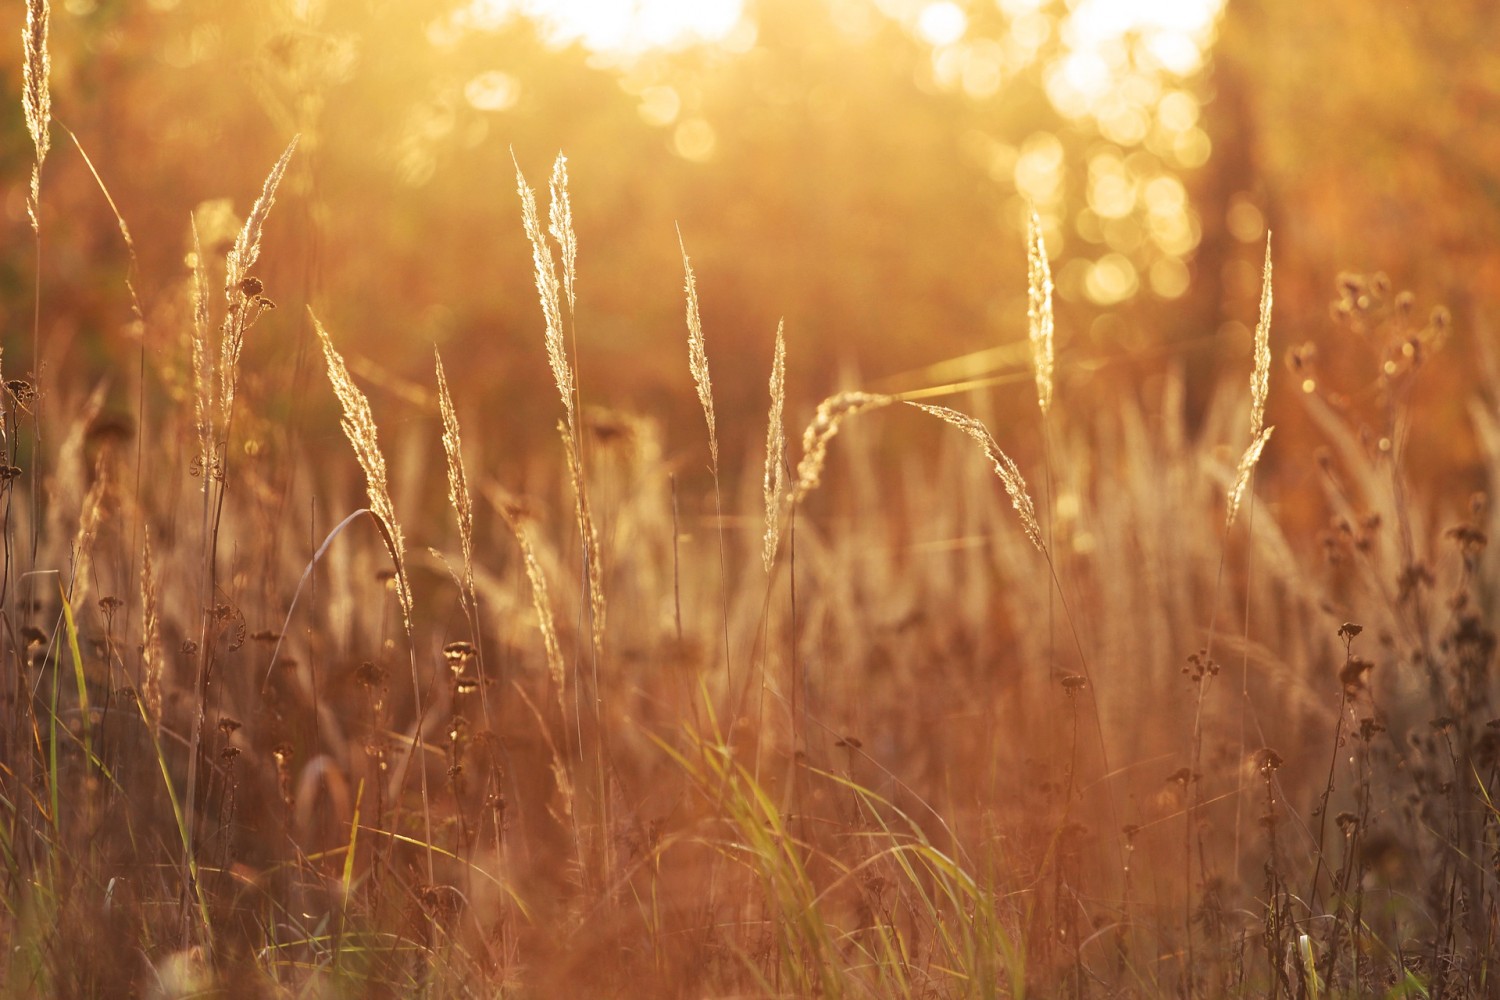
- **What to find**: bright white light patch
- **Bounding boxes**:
[916,2,967,46]
[468,0,743,55]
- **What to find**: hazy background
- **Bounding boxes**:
[2,0,1495,502]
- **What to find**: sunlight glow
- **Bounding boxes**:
[917,2,968,47]
[466,0,743,55]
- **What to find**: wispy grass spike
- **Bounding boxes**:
[1027,208,1055,417]
[909,402,1045,553]
[762,320,787,570]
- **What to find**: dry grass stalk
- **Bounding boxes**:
[1251,232,1273,439]
[763,320,787,570]
[1228,233,1274,529]
[141,526,162,731]
[218,137,298,427]
[493,493,567,706]
[66,459,111,611]
[908,402,1045,552]
[190,217,214,486]
[312,313,413,630]
[22,0,50,233]
[560,421,606,661]
[434,349,475,600]
[1227,426,1274,530]
[547,153,578,315]
[1027,208,1055,416]
[515,156,574,431]
[789,391,895,506]
[679,234,719,471]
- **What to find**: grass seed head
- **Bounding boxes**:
[790,391,895,506]
[763,320,787,570]
[1027,208,1055,417]
[908,402,1045,553]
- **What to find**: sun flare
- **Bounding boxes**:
[468,0,744,55]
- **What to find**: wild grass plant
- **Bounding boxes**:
[6,15,1500,998]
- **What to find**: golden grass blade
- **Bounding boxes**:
[62,125,142,331]
[1251,232,1273,439]
[790,391,895,506]
[23,0,50,233]
[763,320,787,570]
[908,402,1045,553]
[1027,208,1054,417]
[1226,425,1274,530]
[679,232,719,471]
[548,152,578,315]
[434,349,475,601]
[312,312,413,630]
[515,154,574,431]
[560,421,606,661]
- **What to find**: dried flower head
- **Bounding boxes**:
[907,402,1044,552]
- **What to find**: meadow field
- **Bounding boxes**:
[3,0,1499,997]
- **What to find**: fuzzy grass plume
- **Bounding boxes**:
[435,348,475,601]
[908,402,1044,552]
[515,153,574,431]
[1251,232,1273,439]
[1228,233,1275,530]
[763,320,787,570]
[1027,208,1055,416]
[561,421,606,659]
[189,218,214,486]
[548,154,578,315]
[22,0,50,233]
[313,313,413,629]
[790,391,895,506]
[680,233,719,471]
[492,491,567,705]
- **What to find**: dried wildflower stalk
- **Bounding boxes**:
[1027,208,1055,417]
[680,234,719,471]
[313,313,413,630]
[434,349,475,601]
[789,391,895,506]
[23,0,50,233]
[763,321,787,570]
[219,137,297,428]
[908,402,1045,552]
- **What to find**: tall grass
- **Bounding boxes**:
[4,30,1500,996]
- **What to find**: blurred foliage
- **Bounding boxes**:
[0,0,1495,486]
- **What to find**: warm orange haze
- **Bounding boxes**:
[2,0,1498,996]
